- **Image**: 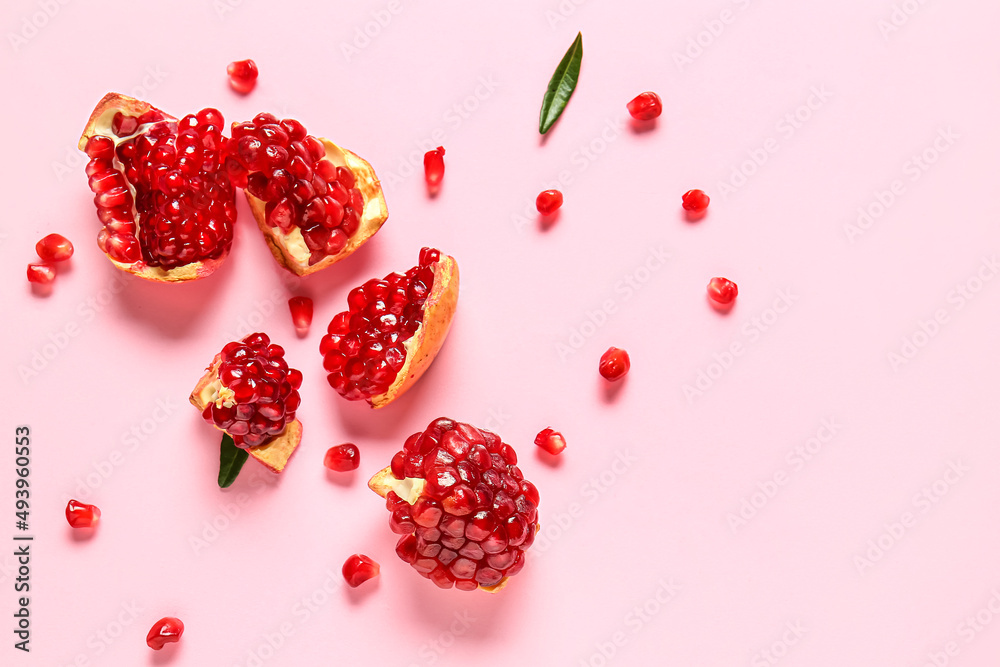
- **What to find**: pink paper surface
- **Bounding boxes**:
[4,0,1000,665]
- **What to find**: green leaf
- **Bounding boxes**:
[218,434,249,488]
[539,32,583,135]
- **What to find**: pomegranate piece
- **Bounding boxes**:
[227,59,258,94]
[78,93,237,282]
[369,418,539,592]
[146,617,184,650]
[225,112,387,275]
[681,189,710,213]
[190,332,303,473]
[36,234,74,262]
[707,277,738,305]
[534,428,567,456]
[320,247,459,408]
[27,263,55,285]
[65,499,100,528]
[324,443,360,472]
[424,146,445,192]
[627,92,662,121]
[599,347,630,381]
[288,296,313,335]
[535,189,563,216]
[342,554,380,587]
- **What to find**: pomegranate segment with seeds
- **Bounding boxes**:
[535,189,563,216]
[227,59,258,93]
[368,418,540,592]
[342,554,380,587]
[324,444,360,472]
[190,332,303,473]
[627,91,663,121]
[682,189,710,214]
[534,428,567,456]
[225,112,387,275]
[707,277,738,305]
[65,499,100,528]
[78,93,237,282]
[36,234,74,262]
[599,347,630,381]
[288,296,313,336]
[424,146,445,192]
[320,248,459,408]
[146,617,184,650]
[27,263,55,285]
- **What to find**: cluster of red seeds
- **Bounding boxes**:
[224,113,365,266]
[386,418,539,591]
[83,108,237,269]
[320,248,440,401]
[202,333,303,448]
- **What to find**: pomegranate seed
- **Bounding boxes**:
[627,92,663,121]
[707,277,738,305]
[342,554,380,587]
[535,189,563,216]
[36,234,74,262]
[599,347,630,381]
[146,617,184,650]
[288,296,313,335]
[424,146,445,190]
[681,189,710,213]
[534,428,567,455]
[65,500,100,528]
[324,443,360,472]
[227,59,259,94]
[27,263,55,285]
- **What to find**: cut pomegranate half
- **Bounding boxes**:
[368,418,539,592]
[78,93,237,283]
[189,332,303,472]
[320,248,459,408]
[225,113,388,276]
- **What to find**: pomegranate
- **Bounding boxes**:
[78,93,237,282]
[320,248,459,408]
[599,347,630,381]
[342,554,380,587]
[224,112,388,275]
[288,296,313,335]
[65,499,100,528]
[535,189,563,216]
[227,59,258,94]
[36,234,74,262]
[534,428,566,456]
[424,146,445,193]
[707,277,738,305]
[146,617,184,650]
[368,418,540,592]
[627,92,663,121]
[682,189,710,213]
[324,443,360,472]
[190,332,303,473]
[27,263,55,285]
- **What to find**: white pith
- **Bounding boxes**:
[194,377,236,410]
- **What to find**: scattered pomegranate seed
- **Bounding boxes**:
[599,347,630,382]
[707,277,738,305]
[146,617,184,650]
[27,263,56,285]
[681,189,710,213]
[424,146,445,191]
[535,189,563,216]
[227,59,258,94]
[627,92,662,121]
[324,443,360,472]
[65,499,100,528]
[342,554,380,587]
[36,234,74,262]
[534,428,567,456]
[288,296,313,335]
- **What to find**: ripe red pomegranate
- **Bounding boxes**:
[79,93,237,282]
[368,418,540,592]
[146,617,184,650]
[190,332,303,472]
[320,248,459,408]
[224,113,388,275]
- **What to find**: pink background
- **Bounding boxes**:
[4,0,1000,665]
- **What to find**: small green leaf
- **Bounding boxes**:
[539,32,583,135]
[218,434,249,488]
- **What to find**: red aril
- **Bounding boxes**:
[65,499,100,528]
[534,428,566,455]
[27,263,55,285]
[599,347,630,381]
[682,189,710,213]
[288,296,313,335]
[342,554,380,587]
[424,146,445,192]
[707,277,738,305]
[146,617,184,650]
[535,189,563,216]
[36,234,74,262]
[227,59,258,94]
[324,443,360,472]
[627,92,663,121]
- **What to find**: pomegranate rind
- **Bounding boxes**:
[78,92,228,283]
[189,353,301,473]
[369,255,459,409]
[245,138,388,276]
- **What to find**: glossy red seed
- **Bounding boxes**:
[146,617,184,650]
[424,146,445,189]
[627,91,662,121]
[599,347,630,381]
[534,428,567,455]
[227,59,259,94]
[36,234,74,262]
[324,443,360,472]
[65,499,100,528]
[27,263,56,285]
[342,554,380,587]
[707,277,738,305]
[681,189,710,213]
[288,296,313,335]
[535,189,563,216]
